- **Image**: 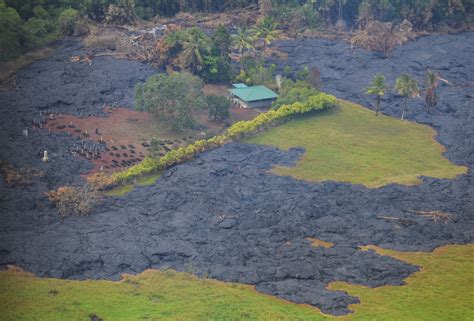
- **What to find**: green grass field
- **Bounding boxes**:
[1,244,472,321]
[331,244,474,320]
[246,100,466,187]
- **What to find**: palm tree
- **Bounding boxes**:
[179,28,210,73]
[395,74,419,120]
[425,69,450,112]
[231,26,255,55]
[365,74,387,116]
[252,17,281,52]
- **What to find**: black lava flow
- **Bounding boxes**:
[0,34,473,315]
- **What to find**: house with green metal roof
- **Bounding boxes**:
[229,84,278,109]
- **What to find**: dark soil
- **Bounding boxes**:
[1,34,473,315]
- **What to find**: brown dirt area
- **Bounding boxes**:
[43,103,260,175]
[43,107,191,174]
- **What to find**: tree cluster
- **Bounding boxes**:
[272,79,321,109]
[0,0,90,61]
[271,0,472,31]
[164,25,233,82]
[366,70,445,119]
[235,57,277,88]
[207,95,231,121]
[135,72,206,131]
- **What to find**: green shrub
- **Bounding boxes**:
[136,72,206,131]
[58,8,79,36]
[32,6,49,19]
[235,58,277,88]
[296,66,309,81]
[23,17,55,49]
[0,2,23,60]
[200,25,233,83]
[207,95,230,121]
[273,79,320,109]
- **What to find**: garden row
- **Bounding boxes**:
[112,92,337,184]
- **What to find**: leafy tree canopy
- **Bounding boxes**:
[207,95,230,121]
[273,79,321,108]
[135,72,206,131]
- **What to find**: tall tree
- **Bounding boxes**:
[365,74,387,116]
[231,26,255,55]
[425,69,450,112]
[395,74,419,120]
[201,25,232,82]
[179,27,211,73]
[425,69,438,112]
[212,24,231,59]
[252,17,281,52]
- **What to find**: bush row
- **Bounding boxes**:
[112,93,338,184]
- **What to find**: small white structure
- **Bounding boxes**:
[42,150,49,163]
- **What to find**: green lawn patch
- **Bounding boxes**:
[330,244,474,320]
[1,244,472,320]
[0,267,327,321]
[246,100,466,187]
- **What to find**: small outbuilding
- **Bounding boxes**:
[229,84,278,109]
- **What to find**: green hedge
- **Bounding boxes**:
[113,93,337,183]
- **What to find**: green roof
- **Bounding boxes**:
[232,83,248,88]
[229,85,278,102]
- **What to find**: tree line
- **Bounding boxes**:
[1,0,471,60]
[4,0,471,28]
[365,70,447,119]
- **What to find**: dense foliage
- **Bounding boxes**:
[207,95,231,121]
[135,72,206,130]
[114,91,337,183]
[271,0,472,31]
[273,79,321,108]
[0,0,88,61]
[235,57,277,88]
[2,0,470,61]
[58,8,79,36]
[164,25,233,82]
[201,25,233,83]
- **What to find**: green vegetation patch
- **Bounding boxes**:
[1,244,473,320]
[0,268,326,321]
[330,244,474,320]
[105,172,162,197]
[247,100,466,187]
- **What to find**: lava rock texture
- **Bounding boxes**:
[0,34,473,315]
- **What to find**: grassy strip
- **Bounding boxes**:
[105,172,162,197]
[247,99,467,187]
[112,93,337,184]
[1,244,472,320]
